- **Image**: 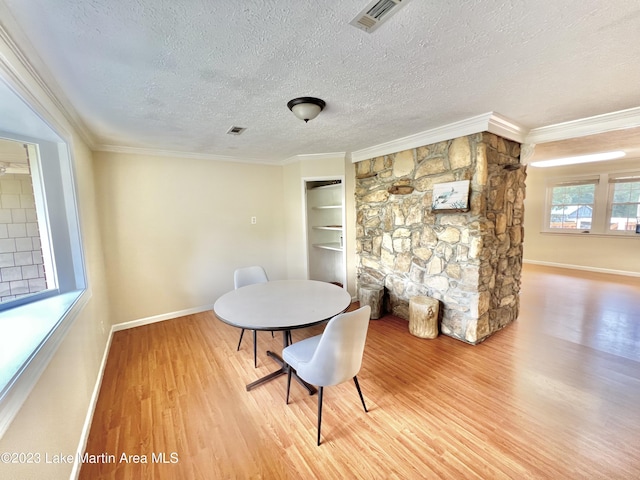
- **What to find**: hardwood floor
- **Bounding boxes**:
[80,265,640,479]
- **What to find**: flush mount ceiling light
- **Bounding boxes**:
[287,97,326,123]
[530,151,626,168]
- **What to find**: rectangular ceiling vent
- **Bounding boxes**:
[349,0,411,33]
[226,126,247,135]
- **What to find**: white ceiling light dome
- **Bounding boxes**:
[287,97,326,123]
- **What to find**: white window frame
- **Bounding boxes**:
[606,173,640,236]
[0,88,87,437]
[543,169,640,237]
[544,176,599,233]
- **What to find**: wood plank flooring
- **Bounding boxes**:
[80,265,640,479]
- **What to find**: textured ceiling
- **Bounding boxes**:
[532,127,640,162]
[1,0,640,164]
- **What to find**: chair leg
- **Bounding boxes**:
[252,330,257,368]
[353,376,368,413]
[236,328,245,351]
[317,386,324,446]
[286,366,293,405]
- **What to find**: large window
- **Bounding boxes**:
[0,77,86,438]
[545,171,640,236]
[549,180,596,231]
[608,174,640,232]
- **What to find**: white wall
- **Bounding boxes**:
[0,34,111,480]
[93,149,359,322]
[282,155,356,296]
[93,151,288,323]
[343,159,357,297]
[523,157,640,275]
[283,160,304,281]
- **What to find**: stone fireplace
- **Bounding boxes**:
[355,132,526,344]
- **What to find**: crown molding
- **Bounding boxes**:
[280,152,347,166]
[98,145,348,166]
[0,17,95,148]
[525,106,640,145]
[350,112,527,163]
[94,144,275,165]
[487,113,528,144]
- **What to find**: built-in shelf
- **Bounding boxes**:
[313,182,341,190]
[306,179,346,287]
[313,242,343,252]
[312,225,342,231]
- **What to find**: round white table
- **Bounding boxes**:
[214,280,351,392]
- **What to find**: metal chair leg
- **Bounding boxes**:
[286,366,293,404]
[353,376,368,413]
[236,328,245,351]
[317,386,324,446]
[252,330,257,368]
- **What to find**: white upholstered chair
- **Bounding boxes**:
[283,305,371,445]
[234,266,270,368]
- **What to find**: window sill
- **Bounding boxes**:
[540,231,640,239]
[0,289,88,438]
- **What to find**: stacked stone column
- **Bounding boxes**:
[355,133,525,344]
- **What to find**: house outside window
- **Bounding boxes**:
[0,141,51,303]
[548,180,597,231]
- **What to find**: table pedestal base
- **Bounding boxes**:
[246,351,317,395]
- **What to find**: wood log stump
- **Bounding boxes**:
[358,284,384,320]
[409,296,439,339]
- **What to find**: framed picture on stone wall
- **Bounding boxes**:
[431,180,470,212]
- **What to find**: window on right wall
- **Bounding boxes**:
[544,171,640,235]
[608,174,640,233]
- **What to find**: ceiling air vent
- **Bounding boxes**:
[349,0,411,33]
[226,126,247,135]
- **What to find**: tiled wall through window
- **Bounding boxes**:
[0,173,47,302]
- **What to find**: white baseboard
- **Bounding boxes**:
[523,259,640,278]
[112,304,215,332]
[70,304,215,479]
[70,327,113,480]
